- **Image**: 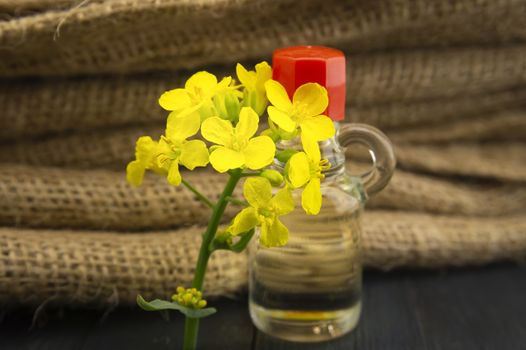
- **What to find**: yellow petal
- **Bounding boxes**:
[287,152,310,188]
[236,63,255,88]
[265,80,293,111]
[255,62,272,90]
[179,140,209,170]
[253,91,269,117]
[135,136,157,163]
[300,115,335,142]
[185,71,218,96]
[243,136,275,170]
[268,106,296,133]
[302,137,321,163]
[217,76,233,92]
[209,147,244,173]
[158,89,191,111]
[155,138,173,171]
[292,83,328,117]
[260,218,289,248]
[302,178,322,215]
[126,160,146,186]
[167,161,182,186]
[243,177,272,209]
[236,107,259,140]
[232,207,258,235]
[166,111,201,141]
[271,187,295,216]
[201,117,234,146]
[197,100,217,121]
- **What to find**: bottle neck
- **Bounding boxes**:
[274,122,346,180]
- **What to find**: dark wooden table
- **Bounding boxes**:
[1,264,525,350]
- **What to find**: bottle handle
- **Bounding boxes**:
[337,123,396,197]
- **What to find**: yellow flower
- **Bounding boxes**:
[126,136,165,186]
[287,140,330,215]
[158,71,232,120]
[236,62,272,116]
[201,107,276,173]
[232,177,294,247]
[172,286,207,309]
[156,113,209,186]
[265,80,335,146]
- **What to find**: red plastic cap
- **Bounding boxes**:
[272,46,346,121]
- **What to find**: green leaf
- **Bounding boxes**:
[136,295,217,319]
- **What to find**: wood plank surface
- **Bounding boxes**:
[1,264,525,350]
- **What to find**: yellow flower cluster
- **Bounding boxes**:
[126,62,336,247]
[172,286,207,309]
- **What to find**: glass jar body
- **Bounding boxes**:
[248,174,364,342]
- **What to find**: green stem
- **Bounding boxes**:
[183,318,199,350]
[240,171,262,177]
[181,178,214,209]
[225,196,248,207]
[182,169,243,350]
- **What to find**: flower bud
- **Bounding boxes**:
[261,169,284,186]
[276,149,297,163]
[261,128,280,143]
[224,92,241,121]
[183,293,193,304]
[213,91,240,122]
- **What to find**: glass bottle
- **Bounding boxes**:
[249,46,396,342]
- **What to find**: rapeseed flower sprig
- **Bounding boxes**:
[127,62,335,350]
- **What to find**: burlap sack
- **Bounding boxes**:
[389,109,526,144]
[394,142,526,182]
[0,225,247,305]
[1,0,526,308]
[1,211,524,306]
[1,123,524,182]
[1,163,524,231]
[0,0,525,77]
[2,46,526,140]
[353,89,526,129]
[0,0,79,14]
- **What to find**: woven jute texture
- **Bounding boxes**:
[389,109,526,144]
[0,0,80,14]
[1,164,525,231]
[1,0,526,307]
[1,211,524,306]
[394,142,526,182]
[1,123,525,182]
[0,225,247,306]
[2,46,526,140]
[0,0,525,77]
